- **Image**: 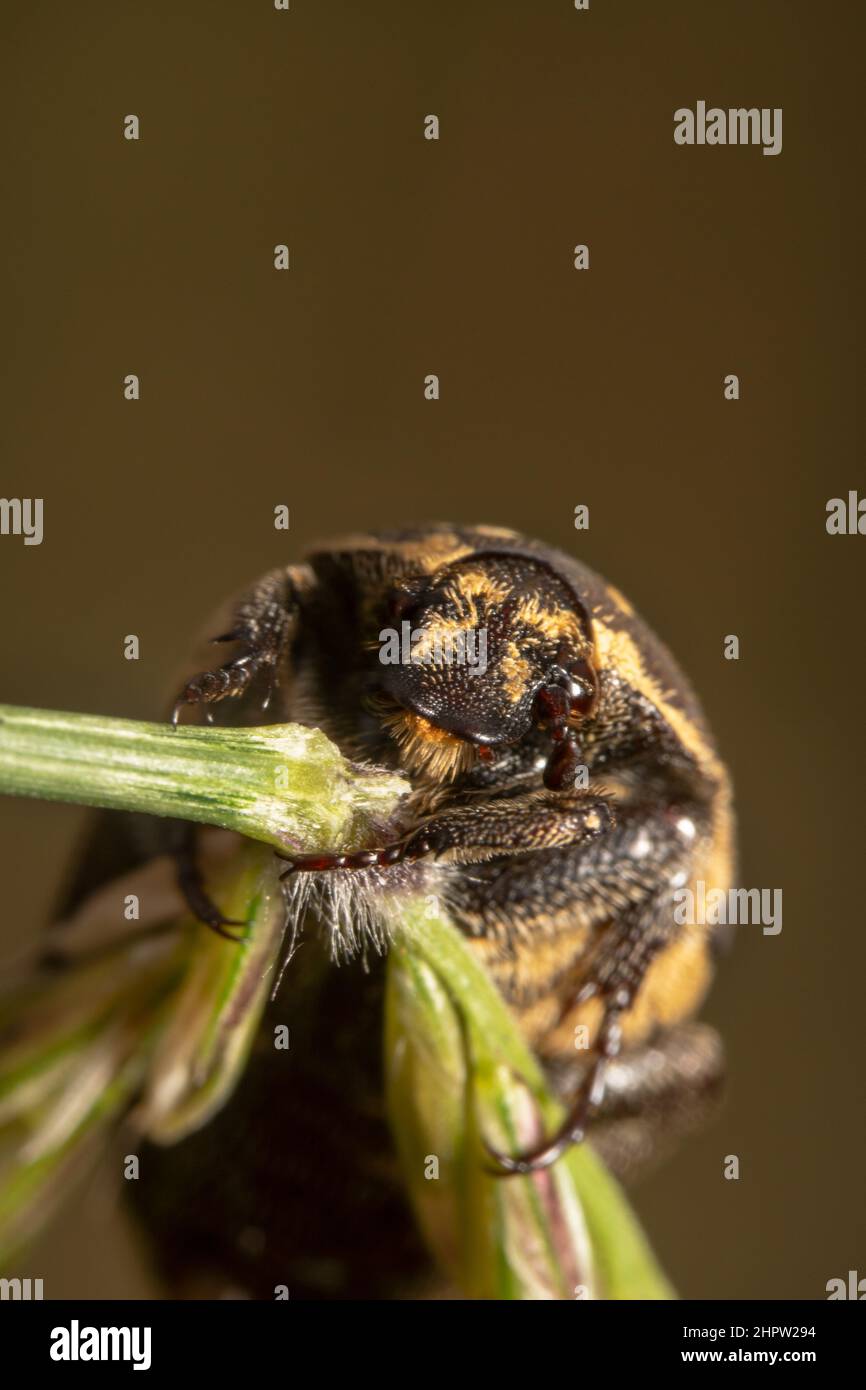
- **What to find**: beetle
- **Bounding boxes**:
[59,523,735,1297]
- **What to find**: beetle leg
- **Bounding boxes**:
[485,992,628,1175]
[487,1015,725,1179]
[174,825,248,940]
[484,883,682,1174]
[170,568,298,726]
[167,568,312,930]
[569,1022,725,1183]
[277,791,615,875]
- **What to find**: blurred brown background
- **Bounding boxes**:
[1,0,863,1299]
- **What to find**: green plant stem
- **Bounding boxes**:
[0,704,408,851]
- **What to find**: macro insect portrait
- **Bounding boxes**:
[0,524,734,1302]
[1,0,862,1354]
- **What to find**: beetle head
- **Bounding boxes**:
[377,554,598,786]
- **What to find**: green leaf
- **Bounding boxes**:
[136,842,287,1142]
[385,898,675,1300]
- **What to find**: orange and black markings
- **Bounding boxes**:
[168,524,735,1178]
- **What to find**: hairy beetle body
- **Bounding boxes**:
[62,524,735,1296]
